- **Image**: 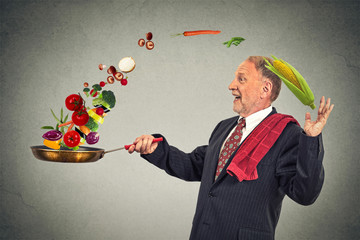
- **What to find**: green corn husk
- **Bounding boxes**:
[264,55,316,109]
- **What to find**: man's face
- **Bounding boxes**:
[229,60,264,117]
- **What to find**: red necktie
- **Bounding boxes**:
[215,118,246,180]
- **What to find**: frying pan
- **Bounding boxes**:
[30,137,163,163]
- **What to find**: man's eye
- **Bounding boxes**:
[238,77,245,82]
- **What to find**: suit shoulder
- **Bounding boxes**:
[281,120,303,138]
[219,115,239,125]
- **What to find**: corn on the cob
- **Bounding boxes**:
[264,55,316,110]
[272,60,303,91]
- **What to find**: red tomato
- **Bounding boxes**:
[65,94,83,111]
[96,107,104,116]
[99,81,106,87]
[63,130,81,148]
[72,109,89,126]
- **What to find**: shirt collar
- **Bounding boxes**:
[238,106,273,130]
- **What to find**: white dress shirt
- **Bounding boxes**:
[220,106,273,155]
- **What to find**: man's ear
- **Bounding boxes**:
[261,79,273,99]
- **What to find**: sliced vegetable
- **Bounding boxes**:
[107,66,116,75]
[42,130,63,141]
[86,132,100,145]
[75,127,87,140]
[118,57,136,73]
[85,117,99,132]
[43,139,62,150]
[114,72,124,81]
[107,76,115,84]
[79,125,91,135]
[145,41,154,50]
[138,38,145,47]
[88,109,104,124]
[98,64,106,70]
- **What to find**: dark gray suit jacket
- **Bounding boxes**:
[142,108,324,240]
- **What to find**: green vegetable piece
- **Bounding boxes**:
[223,37,245,48]
[92,84,102,91]
[50,109,61,124]
[41,126,55,129]
[101,90,116,109]
[85,117,99,132]
[63,114,69,123]
[83,88,90,92]
[92,90,116,109]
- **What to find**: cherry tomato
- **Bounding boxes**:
[65,94,83,111]
[99,81,106,87]
[72,109,89,126]
[63,130,81,148]
[120,78,128,86]
[96,107,104,116]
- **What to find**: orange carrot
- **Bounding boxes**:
[184,30,221,36]
[66,123,74,133]
[58,120,73,128]
[172,30,221,37]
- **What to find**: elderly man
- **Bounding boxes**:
[128,56,334,240]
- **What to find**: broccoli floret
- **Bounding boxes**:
[92,90,116,109]
[92,84,102,91]
[85,117,99,132]
[92,97,103,107]
[102,90,116,109]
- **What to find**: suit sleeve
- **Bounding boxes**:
[275,124,325,205]
[140,134,207,181]
[140,121,225,182]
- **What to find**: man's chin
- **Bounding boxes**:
[233,106,242,115]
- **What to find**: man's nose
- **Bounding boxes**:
[228,78,236,90]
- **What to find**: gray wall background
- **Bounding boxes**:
[1,0,359,239]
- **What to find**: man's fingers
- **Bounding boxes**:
[324,99,334,120]
[140,137,149,153]
[318,96,325,115]
[128,145,136,154]
[132,135,155,154]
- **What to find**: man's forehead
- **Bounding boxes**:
[236,60,256,74]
